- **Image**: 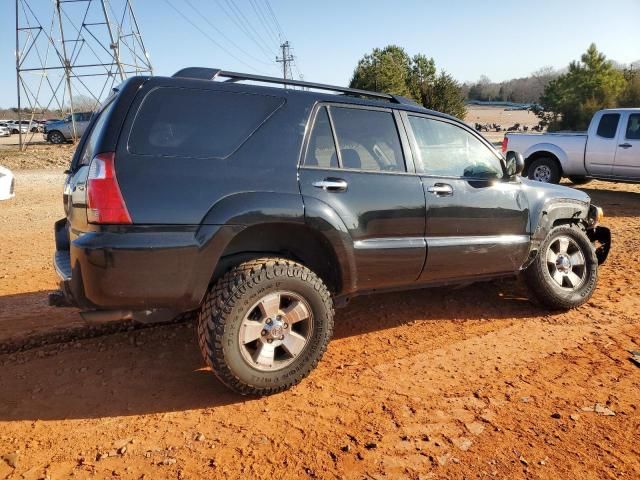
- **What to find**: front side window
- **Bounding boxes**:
[626,113,640,140]
[303,107,338,168]
[596,113,620,139]
[329,107,405,172]
[408,116,503,179]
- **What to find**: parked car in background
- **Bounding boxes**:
[43,112,93,143]
[5,121,29,135]
[51,68,611,395]
[0,165,15,200]
[503,108,640,184]
[0,125,10,137]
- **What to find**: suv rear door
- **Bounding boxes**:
[403,113,530,282]
[298,104,426,291]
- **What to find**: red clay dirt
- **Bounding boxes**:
[0,169,639,479]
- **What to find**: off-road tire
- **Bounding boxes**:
[524,225,598,310]
[48,131,65,144]
[527,157,561,184]
[197,258,334,395]
[568,176,592,185]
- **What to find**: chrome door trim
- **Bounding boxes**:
[354,237,426,250]
[426,235,530,247]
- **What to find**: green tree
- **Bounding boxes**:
[349,45,414,98]
[420,71,467,119]
[619,68,640,107]
[537,44,626,130]
[349,45,466,118]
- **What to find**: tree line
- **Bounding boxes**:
[349,44,640,131]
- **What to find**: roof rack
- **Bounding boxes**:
[171,67,418,106]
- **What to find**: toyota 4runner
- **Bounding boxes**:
[52,68,611,394]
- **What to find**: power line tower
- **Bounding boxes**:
[15,0,153,149]
[276,40,294,80]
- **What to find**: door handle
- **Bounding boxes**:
[427,183,453,196]
[312,178,348,192]
[619,143,632,149]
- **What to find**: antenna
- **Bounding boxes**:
[15,0,153,149]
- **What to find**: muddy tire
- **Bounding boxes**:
[47,131,65,144]
[197,257,334,395]
[524,225,598,310]
[527,157,561,184]
[568,176,592,185]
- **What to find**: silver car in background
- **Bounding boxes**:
[43,112,93,144]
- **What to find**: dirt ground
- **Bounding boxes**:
[1,162,640,478]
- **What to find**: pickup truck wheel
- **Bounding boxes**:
[524,225,598,310]
[47,131,65,144]
[568,176,592,185]
[527,157,561,184]
[197,257,334,395]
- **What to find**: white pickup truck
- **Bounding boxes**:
[503,108,640,184]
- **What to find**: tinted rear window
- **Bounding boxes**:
[596,113,620,138]
[77,100,114,167]
[128,87,284,158]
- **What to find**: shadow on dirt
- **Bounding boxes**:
[0,278,543,421]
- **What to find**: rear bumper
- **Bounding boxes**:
[53,219,242,311]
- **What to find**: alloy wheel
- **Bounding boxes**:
[546,235,587,290]
[238,291,313,371]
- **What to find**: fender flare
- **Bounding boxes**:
[197,191,357,296]
[301,196,357,294]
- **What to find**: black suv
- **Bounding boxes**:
[52,68,611,394]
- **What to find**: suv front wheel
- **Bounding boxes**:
[197,257,334,395]
[524,225,598,309]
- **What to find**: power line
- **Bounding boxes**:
[182,0,276,68]
[161,0,266,74]
[248,0,280,45]
[212,0,276,59]
[224,0,277,55]
[264,0,285,40]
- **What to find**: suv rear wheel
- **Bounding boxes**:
[524,225,598,309]
[197,257,334,395]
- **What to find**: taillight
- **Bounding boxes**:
[86,152,132,224]
[501,136,509,153]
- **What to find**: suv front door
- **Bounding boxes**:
[298,105,426,292]
[404,113,530,283]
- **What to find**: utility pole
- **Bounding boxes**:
[276,41,294,81]
[15,0,153,149]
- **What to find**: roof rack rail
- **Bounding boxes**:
[171,67,418,106]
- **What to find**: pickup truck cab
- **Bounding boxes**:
[503,108,640,184]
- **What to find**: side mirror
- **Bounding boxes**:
[505,151,524,177]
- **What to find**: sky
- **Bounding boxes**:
[2,0,639,108]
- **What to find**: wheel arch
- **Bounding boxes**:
[198,191,357,299]
[212,222,345,295]
[524,149,564,178]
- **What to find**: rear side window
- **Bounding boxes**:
[330,107,405,172]
[128,88,284,158]
[596,113,620,138]
[304,107,338,168]
[626,113,640,140]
